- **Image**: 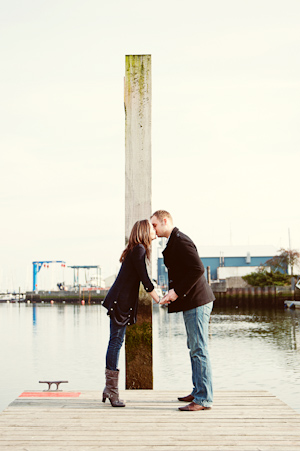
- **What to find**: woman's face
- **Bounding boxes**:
[149,222,157,241]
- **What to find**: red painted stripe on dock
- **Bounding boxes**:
[19,392,81,398]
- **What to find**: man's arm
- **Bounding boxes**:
[161,238,204,304]
[172,239,204,298]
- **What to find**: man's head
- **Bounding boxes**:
[150,210,174,238]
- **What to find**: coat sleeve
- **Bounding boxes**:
[172,238,205,298]
[131,245,155,293]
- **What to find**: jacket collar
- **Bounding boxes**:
[162,227,179,255]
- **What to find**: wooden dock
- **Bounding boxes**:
[0,390,300,450]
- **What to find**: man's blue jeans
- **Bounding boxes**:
[183,302,213,407]
[106,319,127,371]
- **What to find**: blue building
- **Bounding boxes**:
[198,245,277,280]
[156,243,277,285]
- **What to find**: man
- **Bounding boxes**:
[151,210,215,411]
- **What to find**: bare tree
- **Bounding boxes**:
[265,248,300,275]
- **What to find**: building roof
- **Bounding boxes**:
[197,245,278,258]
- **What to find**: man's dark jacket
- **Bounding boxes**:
[163,227,215,313]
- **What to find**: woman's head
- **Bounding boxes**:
[120,219,155,262]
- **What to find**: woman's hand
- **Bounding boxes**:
[150,289,160,304]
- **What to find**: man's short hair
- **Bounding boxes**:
[151,210,173,223]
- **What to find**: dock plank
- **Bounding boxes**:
[0,390,299,450]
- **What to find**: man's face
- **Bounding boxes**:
[149,221,157,241]
[150,215,166,238]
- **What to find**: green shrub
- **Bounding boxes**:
[242,270,291,287]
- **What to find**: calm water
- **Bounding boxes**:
[0,302,300,413]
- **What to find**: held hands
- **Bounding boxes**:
[160,289,178,305]
[150,289,160,304]
[150,288,178,305]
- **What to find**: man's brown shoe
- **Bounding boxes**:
[178,402,212,411]
[178,394,194,402]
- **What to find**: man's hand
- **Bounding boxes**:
[160,289,178,305]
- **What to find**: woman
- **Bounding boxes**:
[102,219,160,407]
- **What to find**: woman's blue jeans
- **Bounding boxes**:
[183,302,213,407]
[106,319,127,371]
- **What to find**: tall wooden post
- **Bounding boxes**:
[124,55,153,389]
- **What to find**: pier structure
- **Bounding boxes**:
[32,261,66,292]
[1,390,300,449]
[124,55,153,389]
[68,265,102,289]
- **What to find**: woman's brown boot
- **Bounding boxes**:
[102,368,125,407]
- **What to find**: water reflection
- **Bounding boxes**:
[0,303,299,415]
[212,309,300,350]
[32,304,37,326]
[211,307,300,350]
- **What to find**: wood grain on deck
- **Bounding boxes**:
[0,390,300,450]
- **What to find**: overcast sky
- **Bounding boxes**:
[1,0,299,291]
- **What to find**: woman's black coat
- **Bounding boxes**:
[103,244,154,326]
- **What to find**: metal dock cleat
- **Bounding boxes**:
[39,380,69,391]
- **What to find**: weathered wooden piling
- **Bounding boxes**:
[124,55,153,389]
[124,54,152,242]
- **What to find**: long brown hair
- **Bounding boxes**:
[120,219,152,262]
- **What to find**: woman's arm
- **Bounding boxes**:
[131,245,160,303]
[149,289,160,304]
[131,244,155,292]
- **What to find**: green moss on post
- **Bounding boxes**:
[125,287,153,389]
